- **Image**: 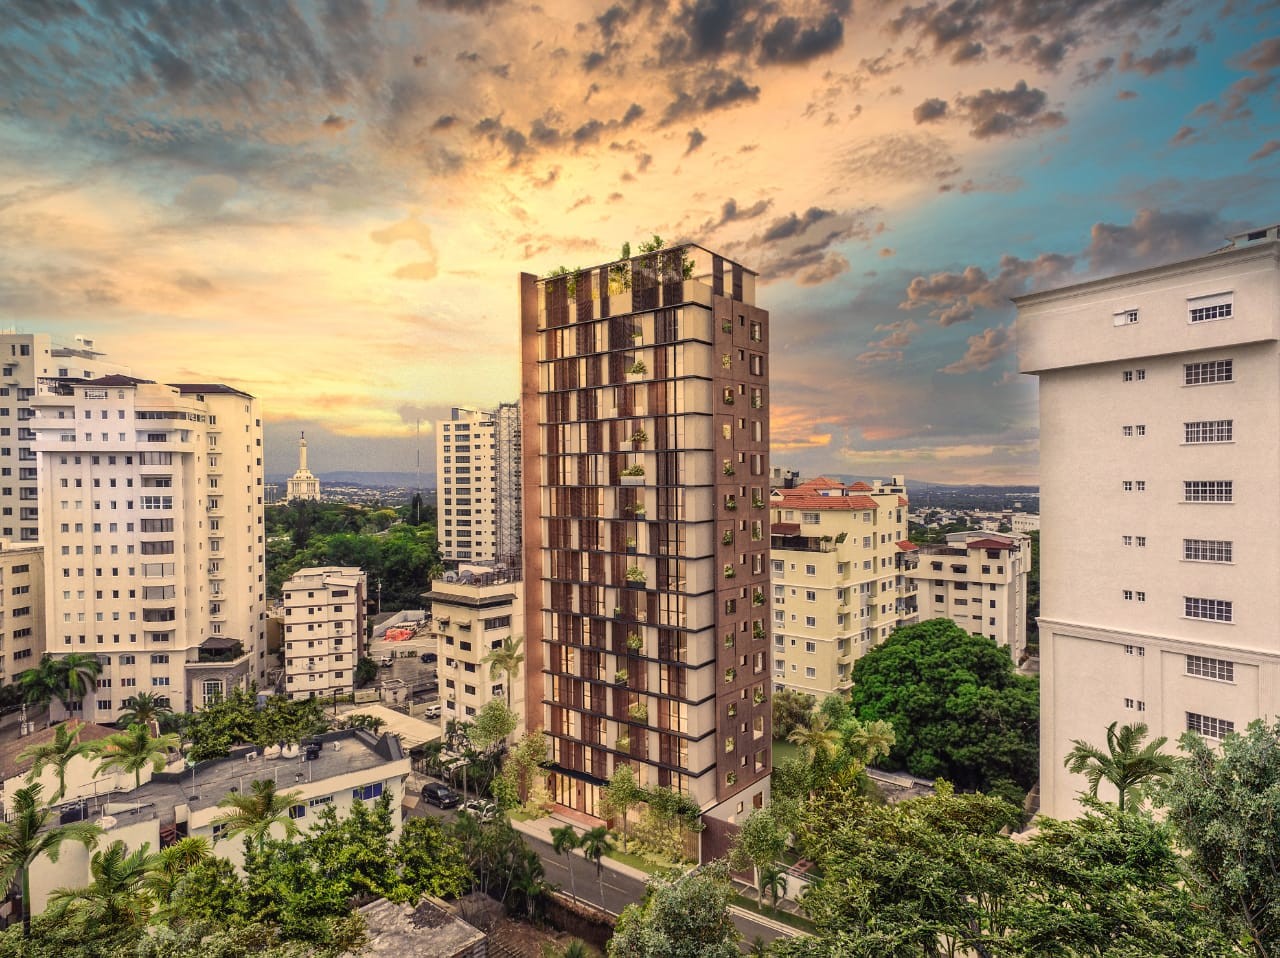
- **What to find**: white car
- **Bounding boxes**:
[424,704,441,719]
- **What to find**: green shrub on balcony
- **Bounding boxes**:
[752,590,765,606]
[727,702,738,717]
[723,564,736,579]
[616,734,631,751]
[621,464,645,477]
[628,360,647,375]
[627,632,644,651]
[725,736,735,753]
[721,354,732,369]
[722,321,733,333]
[723,632,735,648]
[752,624,767,641]
[625,566,646,583]
[615,669,629,685]
[751,495,765,509]
[724,667,736,684]
[722,529,734,546]
[726,771,738,786]
[724,498,738,511]
[753,687,766,705]
[723,461,736,477]
[628,702,648,722]
[629,429,648,444]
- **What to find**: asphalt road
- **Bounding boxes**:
[405,784,791,948]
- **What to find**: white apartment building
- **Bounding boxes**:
[1016,223,1280,818]
[770,476,919,698]
[30,376,266,721]
[426,568,524,735]
[913,531,1030,661]
[0,540,43,685]
[282,566,367,700]
[0,333,130,544]
[436,405,521,566]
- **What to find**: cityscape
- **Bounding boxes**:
[1,2,1278,957]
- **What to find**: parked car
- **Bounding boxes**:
[420,652,438,664]
[421,782,460,809]
[423,704,441,719]
[461,799,498,821]
[379,654,394,668]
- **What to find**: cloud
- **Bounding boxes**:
[685,128,707,155]
[371,214,440,281]
[1119,44,1196,76]
[940,323,1015,374]
[731,205,879,285]
[1170,124,1197,145]
[901,253,1075,325]
[430,115,458,131]
[704,197,773,231]
[174,174,238,215]
[1076,56,1115,85]
[913,97,950,123]
[1194,36,1280,122]
[1251,139,1280,161]
[661,71,761,125]
[955,81,1066,139]
[321,113,353,132]
[759,12,846,65]
[835,132,958,184]
[1082,208,1236,273]
[763,207,834,242]
[857,318,918,363]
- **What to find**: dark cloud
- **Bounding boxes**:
[597,4,630,37]
[1120,44,1196,75]
[416,0,509,10]
[1250,139,1280,161]
[621,102,644,125]
[685,128,707,155]
[704,197,773,231]
[583,50,608,71]
[913,97,949,123]
[759,12,845,65]
[529,118,562,145]
[955,81,1066,139]
[431,114,459,131]
[941,324,1014,374]
[321,113,353,131]
[763,208,835,243]
[1082,208,1236,273]
[572,119,605,146]
[661,71,761,125]
[727,205,879,286]
[1076,56,1115,84]
[901,253,1076,325]
[456,50,481,63]
[1194,37,1280,122]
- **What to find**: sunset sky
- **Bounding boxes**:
[1,0,1277,484]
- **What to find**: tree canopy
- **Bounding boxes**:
[848,618,1038,807]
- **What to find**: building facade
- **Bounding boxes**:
[282,566,367,700]
[1016,223,1280,817]
[520,245,772,832]
[30,376,266,722]
[437,405,522,567]
[769,476,918,699]
[425,568,524,735]
[912,531,1030,661]
[284,432,321,502]
[0,540,43,686]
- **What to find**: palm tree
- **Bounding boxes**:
[843,717,896,767]
[557,941,592,958]
[758,863,788,910]
[19,720,95,803]
[142,836,211,906]
[16,655,62,726]
[0,783,102,938]
[1064,721,1176,812]
[550,824,581,903]
[118,693,173,732]
[483,635,525,709]
[54,653,104,713]
[578,825,613,904]
[48,839,159,935]
[209,779,303,850]
[92,723,181,790]
[788,712,841,765]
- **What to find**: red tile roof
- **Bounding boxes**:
[898,496,909,507]
[965,538,1018,551]
[772,522,802,535]
[775,491,879,510]
[847,481,874,492]
[896,541,919,551]
[796,477,844,490]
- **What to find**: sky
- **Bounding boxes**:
[1,0,1277,485]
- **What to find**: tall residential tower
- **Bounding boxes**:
[436,404,522,567]
[520,245,772,846]
[1017,224,1280,817]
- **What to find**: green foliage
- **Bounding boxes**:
[305,793,408,904]
[471,699,518,754]
[210,779,304,850]
[495,728,548,809]
[601,765,644,851]
[243,839,367,952]
[91,723,181,789]
[771,688,816,739]
[20,721,96,802]
[729,807,788,907]
[1064,721,1175,812]
[609,861,740,958]
[183,687,328,761]
[484,635,525,707]
[849,618,1038,806]
[16,653,104,717]
[395,816,471,900]
[1025,530,1040,655]
[354,656,378,688]
[47,839,159,937]
[1159,718,1280,958]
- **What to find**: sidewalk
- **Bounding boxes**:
[508,812,654,885]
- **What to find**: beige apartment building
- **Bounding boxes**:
[437,404,521,566]
[914,531,1030,662]
[770,476,919,699]
[30,376,266,721]
[0,540,43,686]
[282,566,367,700]
[520,245,773,843]
[425,568,524,734]
[1017,223,1280,818]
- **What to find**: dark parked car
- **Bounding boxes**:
[421,782,461,809]
[420,652,438,664]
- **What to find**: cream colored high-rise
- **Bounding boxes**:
[914,531,1029,662]
[437,405,521,566]
[282,566,366,700]
[0,540,44,684]
[31,376,266,721]
[1017,224,1280,818]
[769,476,918,698]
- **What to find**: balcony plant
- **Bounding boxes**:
[723,392,735,405]
[613,606,624,617]
[724,667,736,684]
[625,566,646,583]
[724,497,738,511]
[615,669,629,685]
[627,360,647,375]
[752,623,767,641]
[616,734,631,751]
[723,564,736,580]
[834,531,848,544]
[753,687,766,705]
[722,320,733,333]
[727,702,738,717]
[752,590,765,606]
[627,632,644,651]
[631,328,643,340]
[722,529,734,546]
[625,536,637,553]
[621,463,645,477]
[725,736,735,753]
[628,702,648,722]
[751,495,765,509]
[721,354,732,369]
[629,429,648,445]
[726,771,738,786]
[724,632,735,648]
[627,502,646,516]
[722,461,736,477]
[751,395,763,409]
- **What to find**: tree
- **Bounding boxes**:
[16,655,63,725]
[394,816,471,900]
[729,806,788,907]
[47,840,159,939]
[494,728,547,809]
[0,783,101,938]
[144,836,212,907]
[210,779,303,851]
[550,824,581,903]
[483,635,525,709]
[1159,718,1280,958]
[1064,721,1175,812]
[772,688,817,740]
[19,720,95,803]
[758,863,788,910]
[118,692,173,731]
[787,712,840,765]
[54,653,104,713]
[578,825,613,902]
[241,839,366,953]
[471,699,517,756]
[848,618,1039,806]
[601,765,643,852]
[305,792,408,905]
[92,723,181,790]
[609,862,740,958]
[354,657,378,689]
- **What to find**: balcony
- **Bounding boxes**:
[196,638,245,663]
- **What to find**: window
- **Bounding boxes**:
[352,783,384,801]
[804,590,816,602]
[1185,420,1233,443]
[1123,645,1145,656]
[1185,596,1232,622]
[1123,589,1133,601]
[1122,369,1134,382]
[1137,369,1146,380]
[1184,480,1232,502]
[288,804,306,820]
[804,641,816,653]
[1122,535,1132,546]
[804,616,816,627]
[1135,536,1146,547]
[1188,294,1232,323]
[1113,308,1140,325]
[804,564,816,576]
[804,667,816,678]
[1122,481,1133,492]
[1123,698,1145,711]
[1184,538,1232,562]
[1187,655,1234,682]
[1186,712,1234,740]
[1122,425,1133,437]
[1184,359,1233,385]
